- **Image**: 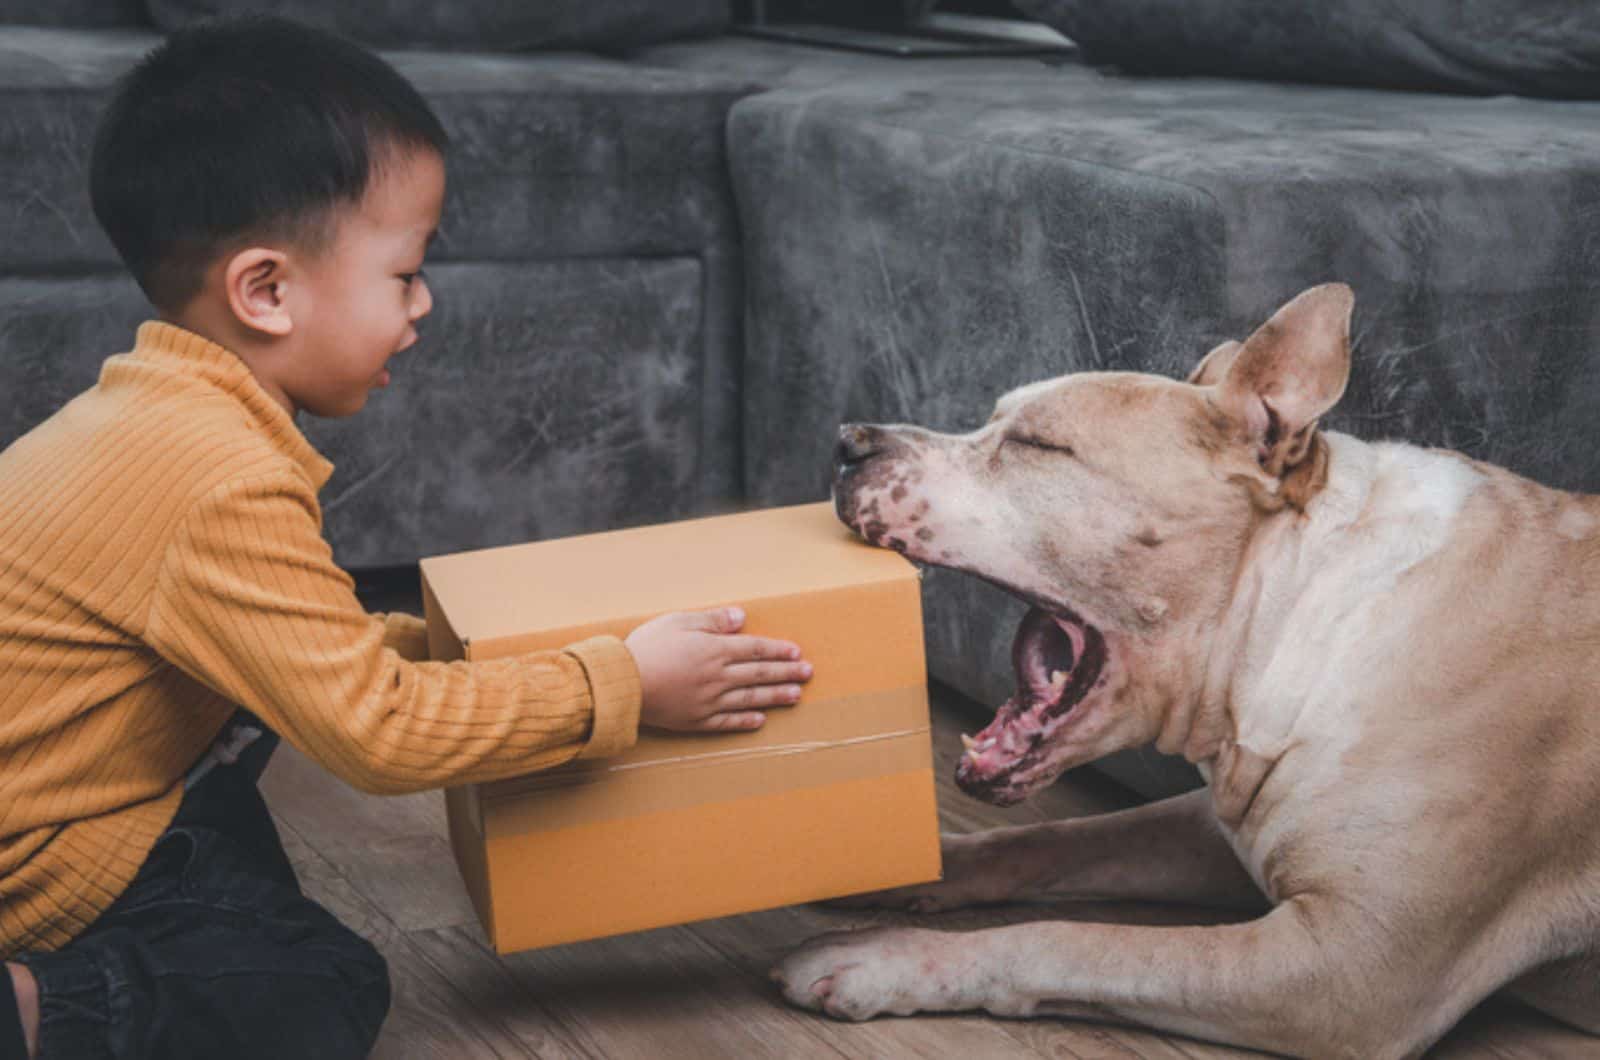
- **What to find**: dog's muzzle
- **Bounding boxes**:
[834,423,885,472]
[833,423,885,528]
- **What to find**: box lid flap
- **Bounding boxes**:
[420,502,916,646]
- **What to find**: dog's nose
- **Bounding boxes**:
[835,423,883,467]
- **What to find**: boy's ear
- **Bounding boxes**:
[1214,283,1354,477]
[223,248,293,337]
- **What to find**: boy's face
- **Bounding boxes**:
[282,147,445,418]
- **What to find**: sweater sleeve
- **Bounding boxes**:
[144,472,641,794]
[375,611,430,662]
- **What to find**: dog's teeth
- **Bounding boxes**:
[1049,669,1067,687]
[960,733,978,751]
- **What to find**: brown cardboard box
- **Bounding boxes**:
[421,501,941,953]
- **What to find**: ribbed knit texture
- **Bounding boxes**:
[0,322,642,956]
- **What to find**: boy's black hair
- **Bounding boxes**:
[90,14,449,312]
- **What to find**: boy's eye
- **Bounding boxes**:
[398,268,426,285]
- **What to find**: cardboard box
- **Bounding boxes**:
[421,501,941,953]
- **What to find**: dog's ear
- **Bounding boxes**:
[1215,284,1353,477]
[1186,340,1242,386]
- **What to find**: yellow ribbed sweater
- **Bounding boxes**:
[0,321,642,956]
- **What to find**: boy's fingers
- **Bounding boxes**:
[722,661,813,687]
[720,635,802,662]
[698,710,766,732]
[718,684,803,710]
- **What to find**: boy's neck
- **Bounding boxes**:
[160,303,298,417]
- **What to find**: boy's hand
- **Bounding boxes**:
[625,608,812,733]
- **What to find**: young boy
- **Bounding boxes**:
[0,15,812,1060]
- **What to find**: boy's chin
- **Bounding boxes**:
[299,393,371,419]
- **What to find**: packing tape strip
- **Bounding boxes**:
[476,726,934,835]
[477,684,930,800]
[489,726,930,794]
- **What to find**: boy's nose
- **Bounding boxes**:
[411,275,434,320]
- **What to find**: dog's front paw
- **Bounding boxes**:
[771,927,959,1020]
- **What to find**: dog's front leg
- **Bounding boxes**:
[774,902,1454,1059]
[834,788,1266,913]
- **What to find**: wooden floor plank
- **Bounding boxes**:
[383,922,621,1060]
[461,921,858,1060]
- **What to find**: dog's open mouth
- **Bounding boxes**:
[956,606,1107,805]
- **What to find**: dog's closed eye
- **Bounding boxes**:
[1005,435,1076,458]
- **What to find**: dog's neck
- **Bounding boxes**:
[1169,433,1485,821]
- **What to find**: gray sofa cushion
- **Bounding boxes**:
[712,46,1600,795]
[145,0,729,51]
[304,260,711,566]
[0,28,756,269]
[0,259,708,569]
[383,49,755,262]
[1016,0,1600,98]
[0,0,145,27]
[729,64,1600,503]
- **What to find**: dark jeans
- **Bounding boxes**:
[7,722,390,1060]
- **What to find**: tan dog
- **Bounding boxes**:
[772,285,1600,1058]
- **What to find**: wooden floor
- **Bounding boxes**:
[264,587,1597,1058]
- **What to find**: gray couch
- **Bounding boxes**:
[6,5,1600,798]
